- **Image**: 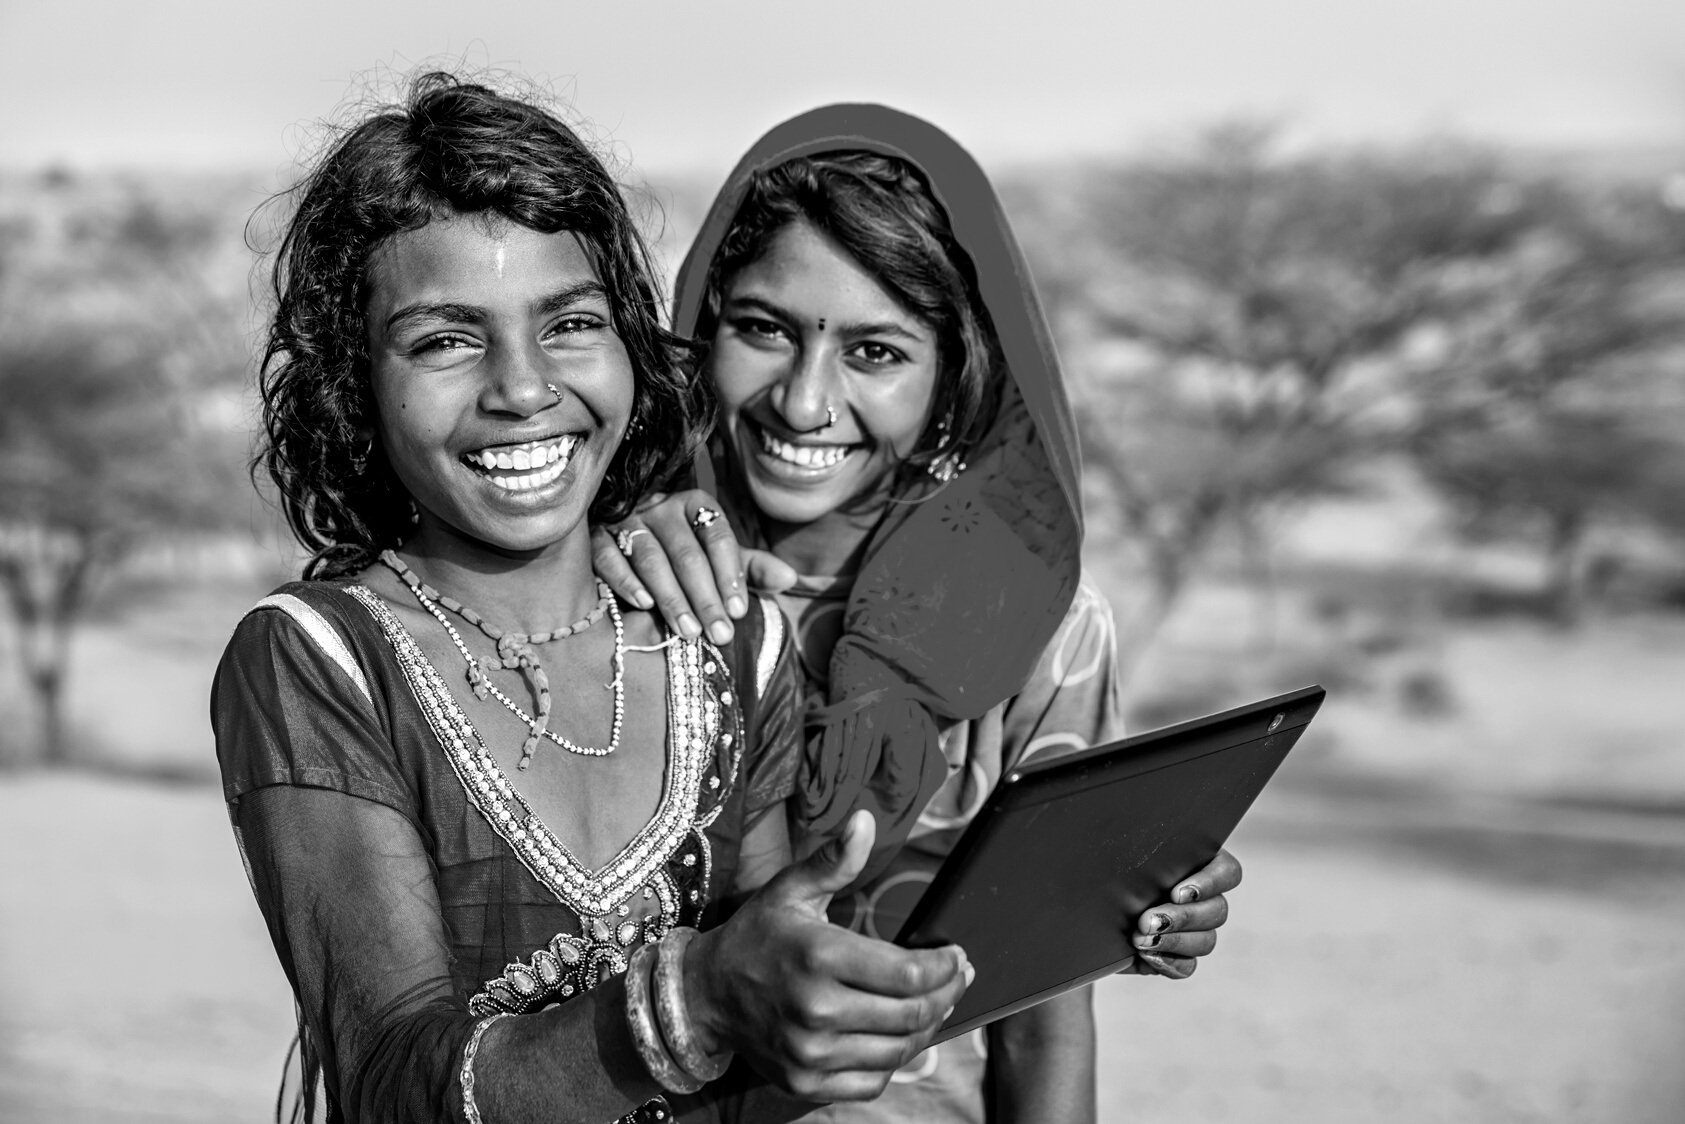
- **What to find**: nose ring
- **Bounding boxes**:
[823,404,838,429]
[546,382,563,402]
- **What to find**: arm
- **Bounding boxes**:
[987,987,1096,1124]
[234,783,663,1124]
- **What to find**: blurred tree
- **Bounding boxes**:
[1410,183,1685,621]
[0,186,248,764]
[1021,127,1530,671]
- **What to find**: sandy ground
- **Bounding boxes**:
[2,772,1682,1124]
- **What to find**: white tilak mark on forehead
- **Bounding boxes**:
[492,243,507,277]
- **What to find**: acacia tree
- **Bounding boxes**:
[1018,128,1531,670]
[1410,183,1685,621]
[0,183,247,763]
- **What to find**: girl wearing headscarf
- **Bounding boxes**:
[595,105,1241,1124]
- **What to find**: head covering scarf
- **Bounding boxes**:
[672,105,1084,878]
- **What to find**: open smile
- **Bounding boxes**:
[461,434,582,492]
[746,418,862,478]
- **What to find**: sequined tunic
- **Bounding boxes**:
[212,581,801,1124]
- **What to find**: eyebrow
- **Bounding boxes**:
[534,281,610,318]
[726,294,927,344]
[385,282,610,333]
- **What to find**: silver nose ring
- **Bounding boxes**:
[546,382,563,402]
[823,404,838,428]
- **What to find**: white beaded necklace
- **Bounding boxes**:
[381,551,626,768]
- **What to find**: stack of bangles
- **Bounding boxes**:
[626,926,733,1093]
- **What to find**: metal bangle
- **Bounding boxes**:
[616,527,651,556]
[626,943,703,1094]
[654,927,732,1082]
[461,1011,514,1124]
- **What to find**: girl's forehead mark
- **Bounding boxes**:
[492,241,507,278]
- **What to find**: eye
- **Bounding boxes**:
[549,313,603,336]
[729,316,791,344]
[410,332,480,356]
[850,341,905,367]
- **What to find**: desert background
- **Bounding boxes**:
[2,2,1683,1121]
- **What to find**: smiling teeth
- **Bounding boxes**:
[758,429,851,468]
[466,436,578,490]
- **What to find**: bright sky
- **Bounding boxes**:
[2,0,1682,178]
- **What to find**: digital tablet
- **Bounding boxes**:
[895,684,1325,1041]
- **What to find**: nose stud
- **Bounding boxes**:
[823,404,838,429]
[546,382,563,402]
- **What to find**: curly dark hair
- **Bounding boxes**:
[259,72,706,580]
[698,151,1002,480]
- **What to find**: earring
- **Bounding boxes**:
[928,409,963,481]
[349,436,373,475]
[928,453,966,482]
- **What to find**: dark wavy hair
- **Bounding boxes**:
[698,151,1002,480]
[260,72,706,580]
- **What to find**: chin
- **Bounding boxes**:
[745,480,839,527]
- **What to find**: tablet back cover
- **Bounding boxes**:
[897,686,1323,1039]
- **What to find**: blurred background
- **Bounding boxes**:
[2,1,1683,1121]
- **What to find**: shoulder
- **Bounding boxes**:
[220,580,384,707]
[998,573,1126,750]
[213,580,416,813]
[1036,576,1118,680]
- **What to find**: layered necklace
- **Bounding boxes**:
[379,550,625,769]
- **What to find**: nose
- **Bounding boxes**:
[773,341,836,433]
[480,337,555,417]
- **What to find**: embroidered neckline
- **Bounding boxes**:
[346,584,722,917]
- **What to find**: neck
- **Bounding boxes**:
[395,520,601,634]
[762,507,879,578]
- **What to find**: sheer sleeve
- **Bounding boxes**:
[1001,578,1127,769]
[233,785,476,1123]
[212,600,476,1121]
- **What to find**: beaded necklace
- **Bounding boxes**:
[379,549,626,768]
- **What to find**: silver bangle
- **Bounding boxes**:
[461,1011,514,1124]
[654,927,732,1081]
[626,943,703,1094]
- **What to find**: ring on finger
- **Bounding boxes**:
[689,506,723,531]
[616,527,651,556]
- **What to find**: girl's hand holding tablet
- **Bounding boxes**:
[688,811,971,1102]
[1126,848,1243,978]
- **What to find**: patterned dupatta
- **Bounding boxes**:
[671,105,1084,879]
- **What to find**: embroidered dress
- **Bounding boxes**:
[211,581,801,1124]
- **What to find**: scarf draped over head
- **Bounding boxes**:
[672,105,1084,880]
